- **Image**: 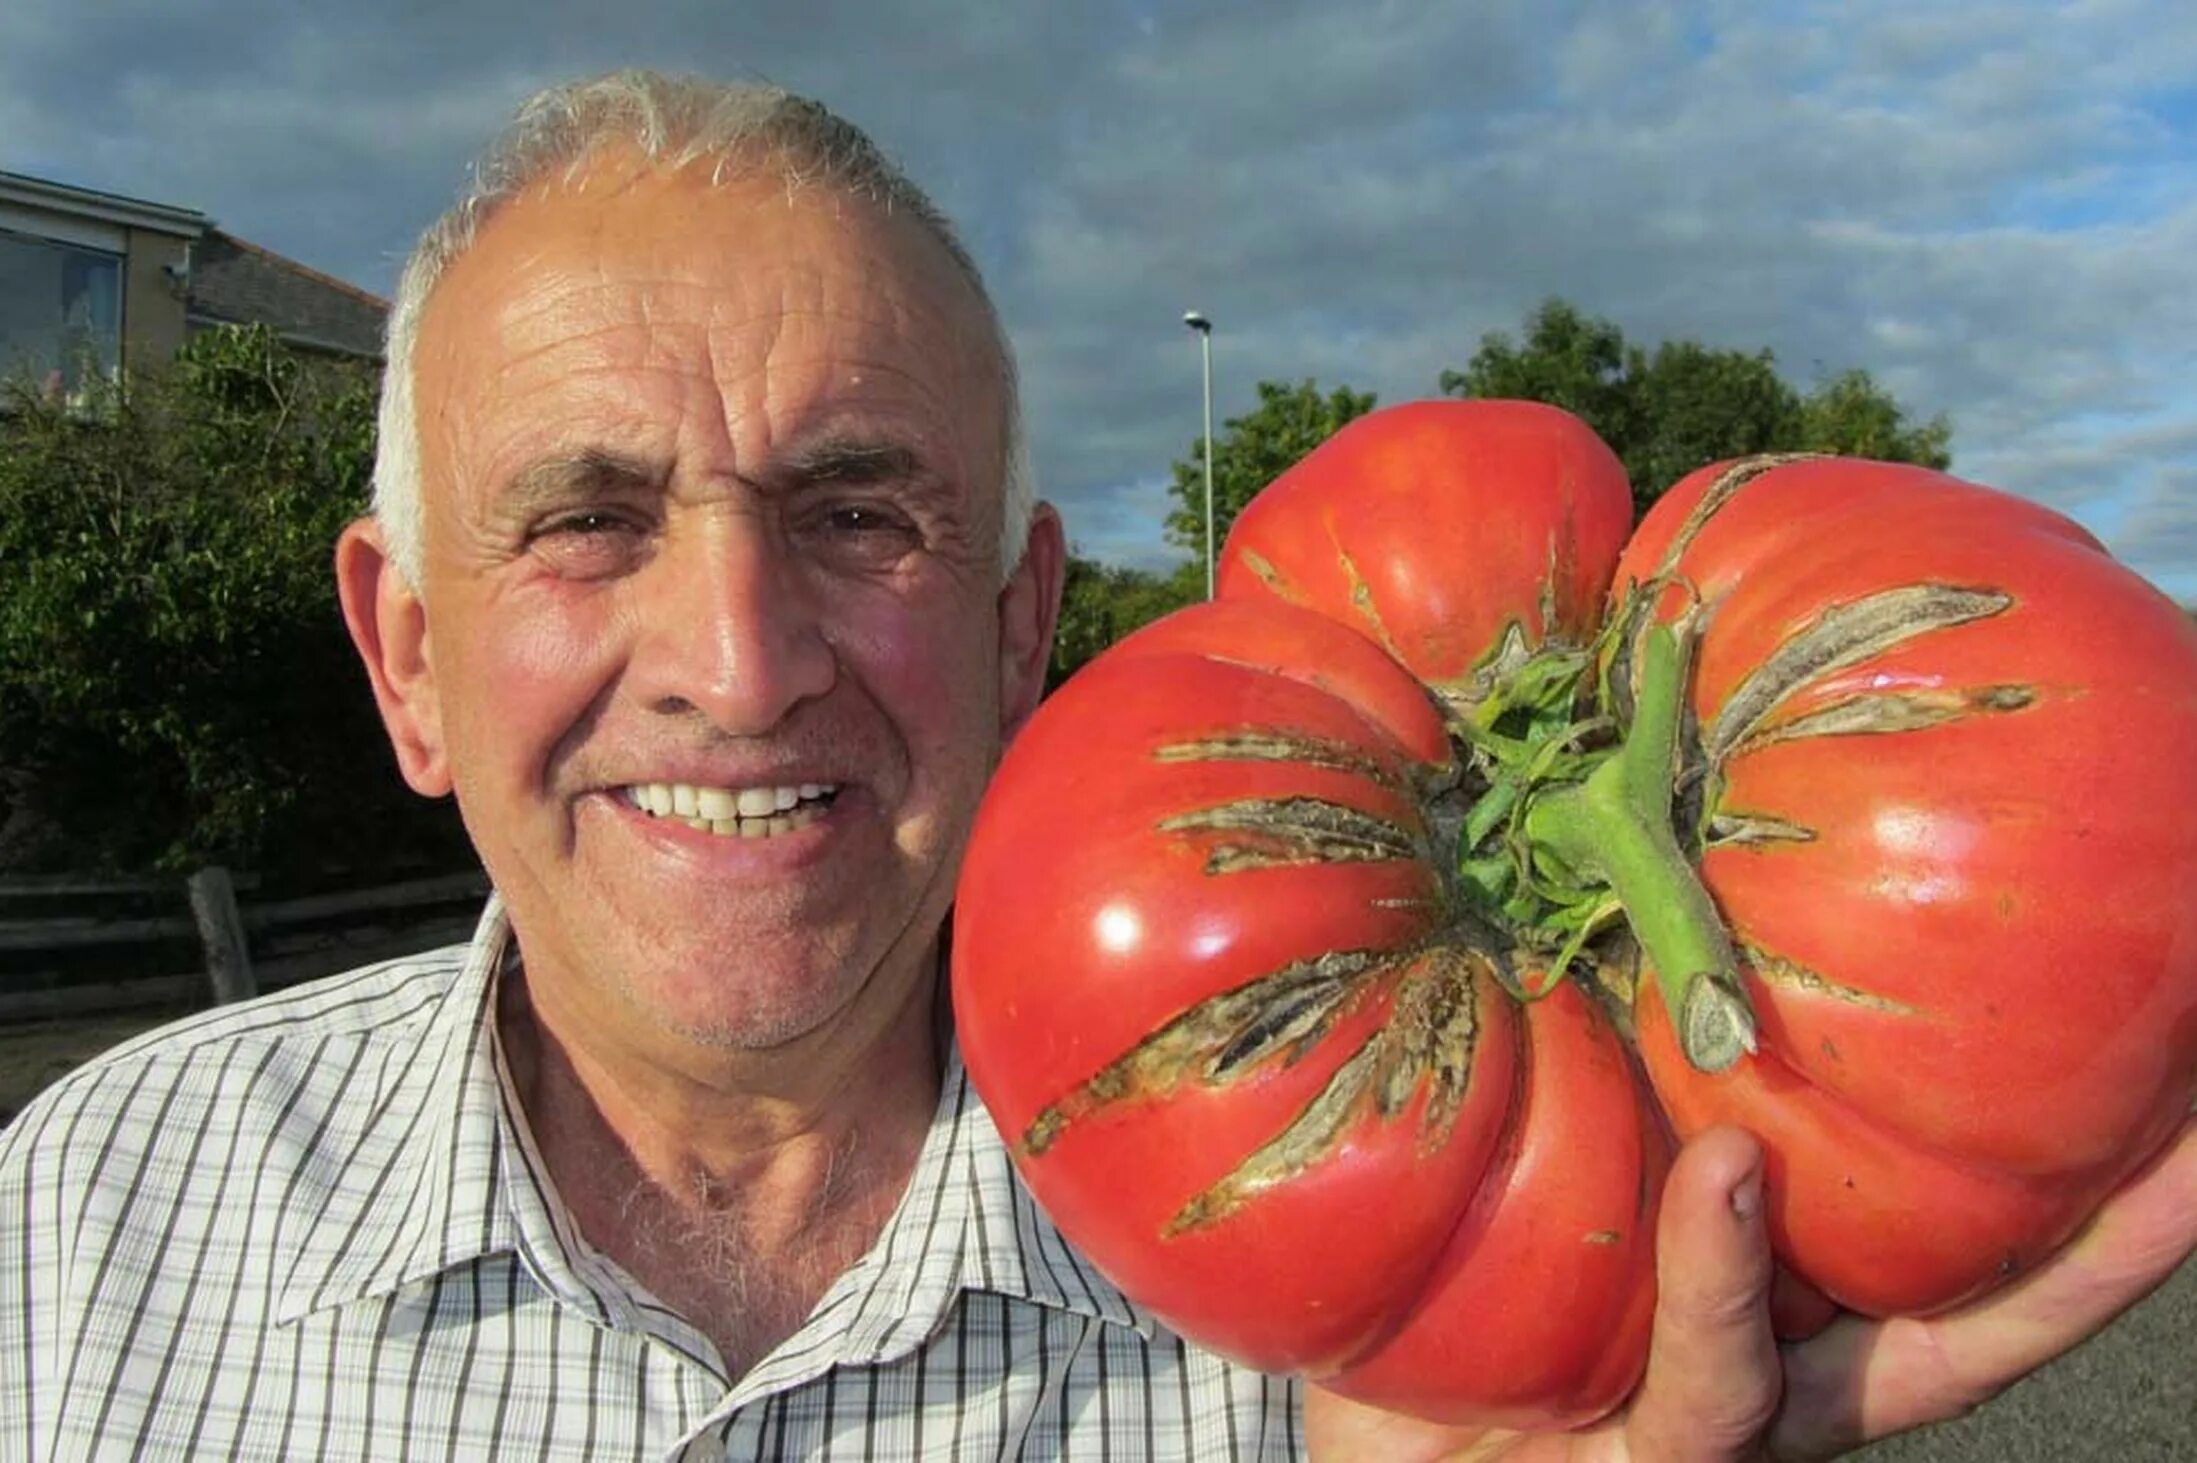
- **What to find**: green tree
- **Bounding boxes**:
[1798,367,1953,465]
[1166,379,1378,572]
[1442,298,1951,508]
[0,325,469,884]
[1048,553,1197,689]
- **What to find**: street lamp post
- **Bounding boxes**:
[1183,310,1215,598]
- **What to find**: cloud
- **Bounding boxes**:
[3,0,2192,597]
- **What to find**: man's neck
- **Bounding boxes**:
[495,954,945,1378]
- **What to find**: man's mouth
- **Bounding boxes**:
[619,781,841,838]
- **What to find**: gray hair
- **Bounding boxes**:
[372,69,1034,585]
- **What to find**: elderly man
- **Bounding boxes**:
[4,70,2193,1461]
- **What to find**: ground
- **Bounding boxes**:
[0,1007,183,1123]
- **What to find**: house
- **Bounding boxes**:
[0,168,386,397]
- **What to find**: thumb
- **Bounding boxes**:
[1624,1126,1783,1462]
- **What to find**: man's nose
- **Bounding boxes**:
[629,511,837,734]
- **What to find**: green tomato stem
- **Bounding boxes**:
[1520,622,1757,1072]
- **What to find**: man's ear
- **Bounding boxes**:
[996,503,1067,745]
[335,518,452,796]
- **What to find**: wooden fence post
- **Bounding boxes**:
[187,866,256,1005]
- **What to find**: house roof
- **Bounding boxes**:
[0,168,209,238]
[2,165,388,361]
[186,231,389,362]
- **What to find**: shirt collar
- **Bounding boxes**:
[276,895,516,1323]
[279,898,1155,1356]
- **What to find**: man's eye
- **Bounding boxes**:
[808,503,922,566]
[544,511,636,536]
[827,505,906,534]
[529,511,651,576]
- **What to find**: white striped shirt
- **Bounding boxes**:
[1,899,1303,1460]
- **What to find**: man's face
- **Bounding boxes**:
[351,153,1056,1059]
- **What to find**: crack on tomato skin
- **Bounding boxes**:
[1729,683,2037,756]
[1209,965,1370,1082]
[1646,453,1824,583]
[1010,929,1505,1239]
[1743,945,1921,1015]
[1233,546,1309,606]
[1604,456,1820,720]
[1162,940,1491,1236]
[1539,533,1564,649]
[1705,585,2015,766]
[1381,943,1484,1137]
[1370,895,1445,912]
[1705,811,1820,848]
[1153,729,1408,793]
[1331,533,1414,672]
[1017,948,1398,1159]
[1159,796,1428,873]
[1164,1029,1391,1237]
[1438,620,1544,727]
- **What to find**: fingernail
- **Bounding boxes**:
[1732,1168,1762,1221]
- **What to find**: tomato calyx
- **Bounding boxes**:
[1443,596,1757,1072]
[1519,618,1757,1071]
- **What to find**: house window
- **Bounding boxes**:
[0,227,123,398]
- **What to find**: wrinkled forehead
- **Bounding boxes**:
[413,148,1011,497]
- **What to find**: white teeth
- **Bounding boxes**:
[626,780,837,838]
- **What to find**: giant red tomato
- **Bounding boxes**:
[951,400,2197,1427]
[1613,454,2197,1314]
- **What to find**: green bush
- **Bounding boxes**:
[0,326,468,887]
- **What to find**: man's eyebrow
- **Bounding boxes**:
[779,436,932,486]
[496,448,668,514]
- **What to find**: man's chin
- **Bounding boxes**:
[599,928,916,1058]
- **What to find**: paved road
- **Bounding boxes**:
[1855,1255,2194,1461]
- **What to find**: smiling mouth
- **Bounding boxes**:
[621,781,841,838]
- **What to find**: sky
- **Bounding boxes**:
[5,0,2194,599]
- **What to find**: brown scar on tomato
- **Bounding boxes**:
[1729,683,2036,757]
[1603,455,1822,720]
[1153,730,1407,791]
[1014,936,1497,1239]
[1706,811,1819,848]
[1233,546,1310,606]
[1436,620,1541,727]
[1018,948,1394,1158]
[1647,453,1823,582]
[1743,946,1920,1015]
[1705,585,2017,765]
[1332,534,1412,667]
[1539,533,1565,640]
[1162,941,1489,1236]
[1158,796,1427,874]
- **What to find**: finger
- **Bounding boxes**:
[1300,1383,1524,1463]
[1624,1125,1783,1463]
[1776,1115,2197,1459]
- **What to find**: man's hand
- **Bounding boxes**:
[1305,1115,2197,1461]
